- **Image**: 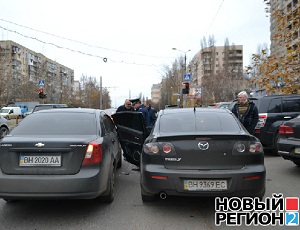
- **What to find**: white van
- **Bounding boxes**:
[0,107,22,119]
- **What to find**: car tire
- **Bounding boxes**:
[0,126,9,138]
[292,160,300,167]
[100,167,115,203]
[141,186,157,202]
[271,132,279,156]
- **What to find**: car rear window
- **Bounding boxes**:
[10,113,96,135]
[159,112,241,133]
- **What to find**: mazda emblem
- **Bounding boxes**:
[198,141,209,150]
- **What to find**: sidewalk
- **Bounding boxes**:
[7,118,21,129]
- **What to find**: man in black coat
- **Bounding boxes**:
[232,91,259,135]
[116,99,133,112]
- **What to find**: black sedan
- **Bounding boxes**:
[0,108,122,202]
[278,115,300,167]
[113,108,266,202]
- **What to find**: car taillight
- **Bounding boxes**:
[82,142,102,166]
[162,144,172,153]
[249,142,263,153]
[279,125,294,135]
[144,142,174,154]
[233,141,263,153]
[233,142,246,153]
[255,113,267,129]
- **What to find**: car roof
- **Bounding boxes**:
[34,108,99,114]
[160,107,230,115]
[34,104,68,107]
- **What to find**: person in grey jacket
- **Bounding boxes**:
[231,91,259,135]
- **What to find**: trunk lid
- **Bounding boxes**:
[157,134,249,170]
[0,135,97,175]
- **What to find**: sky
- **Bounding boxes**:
[0,0,270,107]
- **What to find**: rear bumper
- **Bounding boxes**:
[278,139,300,161]
[141,164,266,198]
[0,167,108,200]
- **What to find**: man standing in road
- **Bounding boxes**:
[145,101,157,128]
[231,91,259,135]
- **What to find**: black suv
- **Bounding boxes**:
[229,94,300,154]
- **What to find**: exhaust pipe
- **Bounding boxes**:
[159,192,167,200]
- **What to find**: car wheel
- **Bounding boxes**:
[141,186,157,202]
[100,167,115,203]
[271,132,279,156]
[0,126,9,138]
[292,160,300,167]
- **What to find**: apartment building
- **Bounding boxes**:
[0,40,74,104]
[270,0,299,62]
[189,45,243,87]
[151,83,161,104]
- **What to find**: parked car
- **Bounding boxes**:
[113,108,266,202]
[24,109,33,117]
[207,102,231,109]
[104,108,117,118]
[229,94,300,155]
[278,115,300,167]
[32,103,68,112]
[0,116,9,138]
[0,106,22,120]
[0,108,122,202]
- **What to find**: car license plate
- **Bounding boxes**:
[19,155,61,166]
[295,148,300,154]
[184,180,227,191]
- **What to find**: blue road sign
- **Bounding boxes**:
[38,80,45,86]
[183,73,191,82]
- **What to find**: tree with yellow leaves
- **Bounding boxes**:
[246,0,300,95]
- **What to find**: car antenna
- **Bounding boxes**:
[194,106,196,113]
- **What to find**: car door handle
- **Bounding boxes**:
[284,116,291,119]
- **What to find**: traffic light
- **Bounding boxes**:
[182,82,190,94]
[38,89,47,99]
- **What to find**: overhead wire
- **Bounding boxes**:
[205,0,225,37]
[0,18,175,59]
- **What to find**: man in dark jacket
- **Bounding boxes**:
[232,91,259,135]
[116,99,133,112]
[145,101,157,128]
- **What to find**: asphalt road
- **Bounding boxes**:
[0,152,299,230]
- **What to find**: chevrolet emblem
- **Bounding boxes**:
[35,143,45,147]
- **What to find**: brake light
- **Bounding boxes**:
[249,142,263,153]
[144,142,174,154]
[82,142,102,166]
[279,125,294,135]
[144,143,159,153]
[163,144,171,153]
[255,113,267,129]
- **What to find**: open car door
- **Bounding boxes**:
[112,112,148,167]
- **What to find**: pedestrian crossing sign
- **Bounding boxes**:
[183,73,191,82]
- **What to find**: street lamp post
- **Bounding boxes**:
[172,48,191,107]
